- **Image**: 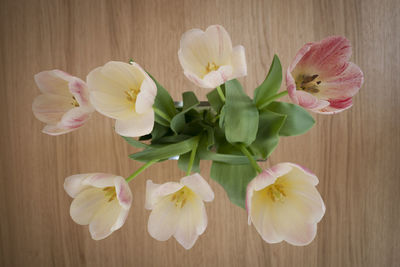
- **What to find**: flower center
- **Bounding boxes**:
[125,87,140,109]
[71,96,79,107]
[103,187,117,202]
[206,62,219,73]
[171,186,192,208]
[266,184,286,202]
[296,74,322,94]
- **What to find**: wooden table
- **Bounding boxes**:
[1,0,399,266]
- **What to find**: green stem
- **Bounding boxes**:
[186,137,199,175]
[238,144,262,174]
[258,90,288,110]
[125,160,157,183]
[153,107,171,122]
[216,86,226,103]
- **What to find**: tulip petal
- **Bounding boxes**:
[114,177,132,209]
[83,173,118,188]
[148,197,180,242]
[135,77,157,114]
[64,174,93,198]
[89,199,122,240]
[115,109,154,137]
[250,191,283,243]
[203,65,233,88]
[319,62,364,99]
[180,173,214,202]
[183,70,213,88]
[59,107,92,130]
[90,90,132,120]
[231,45,247,78]
[294,91,330,110]
[296,36,352,78]
[173,196,207,249]
[34,70,73,96]
[42,125,75,136]
[315,98,353,114]
[146,181,183,210]
[32,94,72,124]
[203,25,233,65]
[70,188,108,225]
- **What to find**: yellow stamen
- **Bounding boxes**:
[71,96,79,107]
[206,62,219,73]
[265,183,286,202]
[296,74,322,94]
[103,187,117,202]
[170,186,192,208]
[125,87,141,109]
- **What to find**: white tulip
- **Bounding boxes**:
[87,61,157,137]
[246,163,325,246]
[145,173,214,249]
[64,173,133,240]
[32,70,94,135]
[178,24,247,89]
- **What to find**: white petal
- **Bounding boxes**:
[173,195,207,249]
[180,173,214,202]
[89,199,123,240]
[249,191,283,243]
[148,196,180,241]
[231,45,247,78]
[110,207,130,232]
[32,94,72,124]
[114,176,132,209]
[135,77,157,114]
[146,181,183,210]
[34,70,72,96]
[59,107,92,130]
[89,90,132,120]
[70,188,107,225]
[283,163,319,186]
[42,124,74,136]
[203,25,233,65]
[64,174,93,198]
[183,70,213,88]
[115,110,154,137]
[203,65,233,88]
[82,173,118,188]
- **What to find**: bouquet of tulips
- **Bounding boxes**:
[32,25,363,249]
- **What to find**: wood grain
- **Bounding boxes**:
[0,0,399,266]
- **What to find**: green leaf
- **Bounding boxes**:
[170,92,200,133]
[206,85,225,113]
[121,136,149,148]
[148,73,177,126]
[210,162,256,208]
[152,134,191,144]
[249,109,286,159]
[178,151,200,173]
[254,55,282,108]
[266,102,315,136]
[224,79,259,145]
[150,123,170,141]
[129,136,198,161]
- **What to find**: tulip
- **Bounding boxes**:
[286,36,364,114]
[145,173,214,249]
[246,163,325,246]
[178,24,247,89]
[87,61,157,137]
[32,70,94,135]
[64,173,132,240]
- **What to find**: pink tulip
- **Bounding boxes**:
[32,70,94,135]
[286,36,364,114]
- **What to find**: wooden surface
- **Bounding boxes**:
[1,0,399,266]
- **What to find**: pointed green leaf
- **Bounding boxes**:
[121,136,149,148]
[224,79,259,145]
[254,55,282,108]
[206,85,225,113]
[170,92,200,133]
[266,102,315,136]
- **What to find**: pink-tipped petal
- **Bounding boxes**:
[181,173,214,202]
[82,173,117,188]
[296,91,330,110]
[315,97,354,114]
[114,177,132,209]
[42,125,74,136]
[203,65,233,88]
[59,107,92,130]
[69,78,92,108]
[183,70,213,88]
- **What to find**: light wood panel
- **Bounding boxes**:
[0,0,399,266]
